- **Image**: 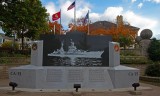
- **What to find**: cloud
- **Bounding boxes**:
[138,3,143,8]
[103,7,123,19]
[131,0,137,3]
[144,0,160,3]
[44,0,91,28]
[123,10,158,35]
[44,1,159,36]
[45,2,57,17]
[101,7,158,35]
[152,0,160,3]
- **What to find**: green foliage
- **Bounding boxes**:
[0,51,28,57]
[0,0,49,50]
[0,57,30,65]
[119,35,133,49]
[0,58,9,64]
[120,56,149,64]
[148,38,160,61]
[145,63,160,77]
[1,41,19,49]
[0,52,10,57]
[120,50,139,56]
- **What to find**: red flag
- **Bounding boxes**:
[52,11,61,21]
[67,1,75,11]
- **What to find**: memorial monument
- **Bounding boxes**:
[9,33,139,90]
[139,29,153,56]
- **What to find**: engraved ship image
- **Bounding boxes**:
[48,39,103,66]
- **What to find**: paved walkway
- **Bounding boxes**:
[0,79,160,96]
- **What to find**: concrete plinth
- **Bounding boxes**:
[129,91,142,95]
[72,91,82,96]
[9,41,140,90]
[9,65,139,89]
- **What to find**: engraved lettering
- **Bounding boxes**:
[10,72,21,76]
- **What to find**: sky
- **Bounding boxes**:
[1,0,160,38]
[40,0,160,37]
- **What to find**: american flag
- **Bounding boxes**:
[67,1,75,11]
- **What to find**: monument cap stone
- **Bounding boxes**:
[109,42,120,67]
[31,41,43,66]
[140,29,153,39]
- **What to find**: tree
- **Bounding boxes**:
[68,17,89,33]
[148,38,160,61]
[0,0,49,50]
[119,35,133,49]
[67,16,138,45]
[47,21,63,35]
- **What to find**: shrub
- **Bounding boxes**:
[148,38,160,61]
[145,64,160,77]
[120,56,149,64]
[0,52,11,57]
[1,41,19,49]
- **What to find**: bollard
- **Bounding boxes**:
[9,82,18,91]
[73,84,81,92]
[132,83,140,91]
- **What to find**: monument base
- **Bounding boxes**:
[9,65,139,89]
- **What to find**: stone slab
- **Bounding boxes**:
[108,65,139,88]
[9,65,114,89]
[9,65,139,89]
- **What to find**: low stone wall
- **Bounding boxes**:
[0,57,30,79]
[123,64,147,76]
[0,65,8,79]
[0,57,30,64]
[140,76,160,83]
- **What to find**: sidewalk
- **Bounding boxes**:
[0,79,160,96]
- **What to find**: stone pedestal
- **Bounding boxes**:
[31,41,43,66]
[108,66,139,88]
[140,39,151,56]
[9,41,139,90]
[109,42,120,67]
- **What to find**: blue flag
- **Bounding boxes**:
[84,11,89,24]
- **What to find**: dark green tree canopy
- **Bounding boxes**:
[118,34,133,49]
[0,0,49,39]
[148,38,160,61]
[0,0,49,49]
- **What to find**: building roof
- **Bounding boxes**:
[0,33,14,40]
[90,21,140,32]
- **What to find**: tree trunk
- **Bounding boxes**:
[21,32,24,51]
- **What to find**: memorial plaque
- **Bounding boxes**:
[68,69,83,82]
[46,69,63,82]
[40,33,112,66]
[89,69,105,82]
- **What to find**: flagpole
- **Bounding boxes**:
[60,9,61,34]
[74,0,76,31]
[54,24,55,35]
[87,10,89,35]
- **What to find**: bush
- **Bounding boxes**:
[1,41,19,49]
[120,49,141,56]
[120,56,149,64]
[148,38,160,61]
[0,52,11,57]
[145,64,160,77]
